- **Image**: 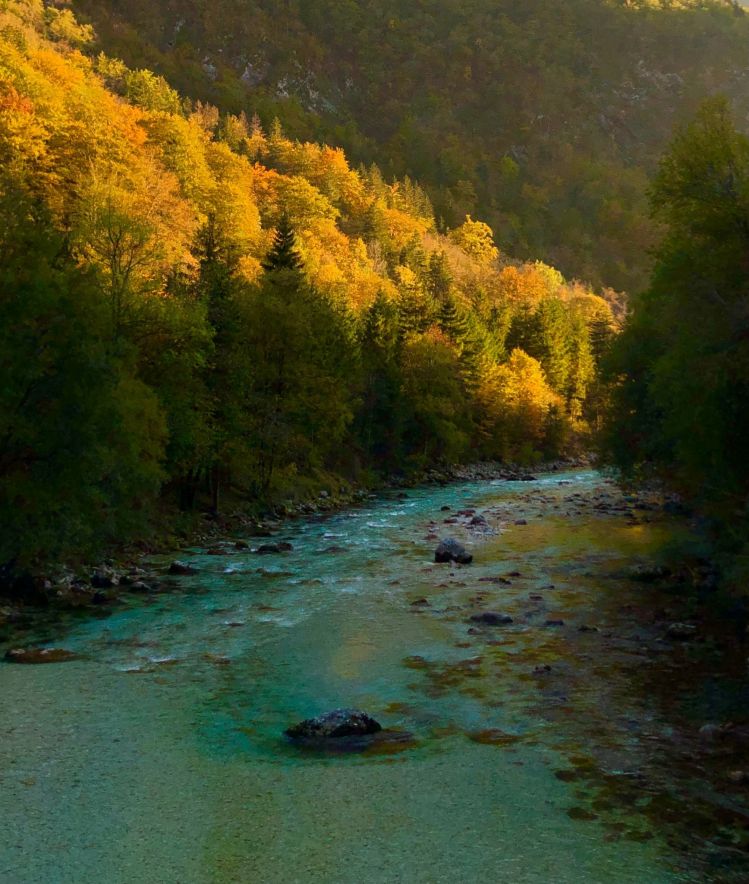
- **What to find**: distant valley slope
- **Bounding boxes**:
[72,0,749,292]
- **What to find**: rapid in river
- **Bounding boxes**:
[2,471,748,883]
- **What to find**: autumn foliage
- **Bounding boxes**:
[0,1,615,566]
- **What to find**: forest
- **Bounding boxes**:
[603,96,749,591]
[0,0,614,573]
[4,2,749,881]
[70,0,749,293]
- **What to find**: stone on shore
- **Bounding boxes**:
[91,570,117,589]
[435,538,473,565]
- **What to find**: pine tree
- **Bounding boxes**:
[246,113,267,162]
[397,285,434,338]
[401,233,428,276]
[355,292,405,465]
[589,314,615,364]
[457,315,487,394]
[426,251,453,302]
[194,216,244,513]
[262,214,303,273]
[565,314,595,418]
[438,293,469,341]
[366,163,387,199]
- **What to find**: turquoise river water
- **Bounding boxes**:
[1,471,747,883]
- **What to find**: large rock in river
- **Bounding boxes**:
[168,561,199,575]
[256,542,294,554]
[285,708,382,741]
[435,537,473,565]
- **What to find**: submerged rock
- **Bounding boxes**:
[435,538,473,565]
[468,728,523,746]
[203,653,231,666]
[469,611,514,626]
[256,542,293,554]
[285,708,382,741]
[5,647,80,664]
[168,561,199,575]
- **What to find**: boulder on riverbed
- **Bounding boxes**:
[256,542,294,554]
[435,538,473,565]
[5,647,80,664]
[469,612,514,626]
[286,708,381,741]
[284,708,416,754]
[169,561,199,575]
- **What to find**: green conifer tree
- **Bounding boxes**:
[262,214,303,272]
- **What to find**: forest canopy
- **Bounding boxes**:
[69,0,749,293]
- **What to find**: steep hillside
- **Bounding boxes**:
[0,0,612,566]
[70,0,749,291]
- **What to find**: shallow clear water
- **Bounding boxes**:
[0,472,722,882]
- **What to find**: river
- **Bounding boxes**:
[2,470,748,883]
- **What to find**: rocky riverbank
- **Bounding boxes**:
[0,457,591,636]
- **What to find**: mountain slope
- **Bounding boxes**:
[71,0,749,291]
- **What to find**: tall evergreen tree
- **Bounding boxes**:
[438,293,470,342]
[355,292,405,466]
[262,214,303,272]
[426,251,453,303]
[245,216,356,492]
